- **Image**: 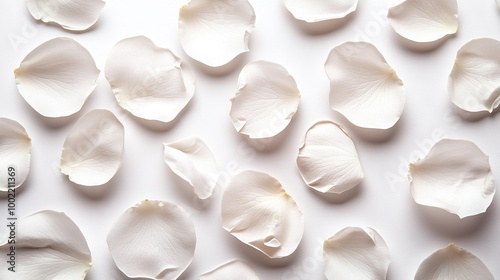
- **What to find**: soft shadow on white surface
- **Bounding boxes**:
[451,103,500,122]
[391,31,455,53]
[184,51,250,77]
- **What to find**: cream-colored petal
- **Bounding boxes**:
[25,0,105,31]
[179,0,255,67]
[409,139,495,218]
[60,109,124,186]
[199,260,260,280]
[221,170,304,258]
[415,244,494,280]
[323,227,390,280]
[449,38,500,113]
[388,0,458,43]
[15,37,99,118]
[107,200,196,280]
[0,210,92,280]
[163,137,219,199]
[297,121,363,194]
[284,0,358,22]
[325,42,406,129]
[105,36,195,123]
[230,61,301,138]
[0,118,31,192]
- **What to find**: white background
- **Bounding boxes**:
[1,0,500,279]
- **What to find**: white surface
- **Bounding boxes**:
[1,0,499,279]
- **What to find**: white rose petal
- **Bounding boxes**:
[325,42,406,129]
[60,109,124,186]
[105,36,195,123]
[107,200,196,280]
[409,139,495,219]
[323,227,390,280]
[297,121,364,194]
[221,170,304,258]
[284,0,358,23]
[0,118,31,192]
[388,0,458,43]
[15,37,100,118]
[25,0,105,31]
[230,61,301,139]
[449,38,500,113]
[415,244,494,280]
[0,210,92,280]
[163,137,219,199]
[200,260,260,280]
[179,0,255,67]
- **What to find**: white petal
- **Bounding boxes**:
[15,37,100,118]
[497,0,500,8]
[107,200,196,280]
[0,118,31,192]
[415,244,494,280]
[284,0,358,23]
[230,61,301,138]
[163,137,219,199]
[221,170,304,258]
[200,260,260,280]
[409,139,495,219]
[323,227,390,280]
[325,42,406,129]
[449,38,500,113]
[60,109,124,186]
[0,210,92,279]
[179,0,256,67]
[25,0,105,31]
[297,121,364,194]
[105,36,195,123]
[388,0,458,43]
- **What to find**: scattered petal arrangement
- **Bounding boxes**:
[1,0,498,279]
[408,139,495,219]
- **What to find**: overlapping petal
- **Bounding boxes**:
[105,36,195,123]
[60,109,124,186]
[297,121,363,194]
[15,37,99,118]
[409,139,495,218]
[449,38,500,113]
[107,200,196,280]
[230,61,301,138]
[221,170,304,258]
[415,244,494,280]
[179,0,255,67]
[323,227,390,280]
[325,42,405,129]
[0,118,31,192]
[163,137,219,199]
[0,210,92,280]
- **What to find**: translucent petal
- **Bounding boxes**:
[415,244,494,280]
[107,200,196,280]
[200,260,260,280]
[221,170,304,258]
[388,0,458,43]
[14,37,100,118]
[0,118,31,192]
[163,137,219,199]
[284,0,358,22]
[60,109,124,186]
[323,227,390,280]
[325,42,406,129]
[25,0,105,31]
[179,0,256,67]
[230,61,301,138]
[0,210,92,280]
[297,121,364,194]
[449,38,500,113]
[409,139,495,218]
[105,36,195,123]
